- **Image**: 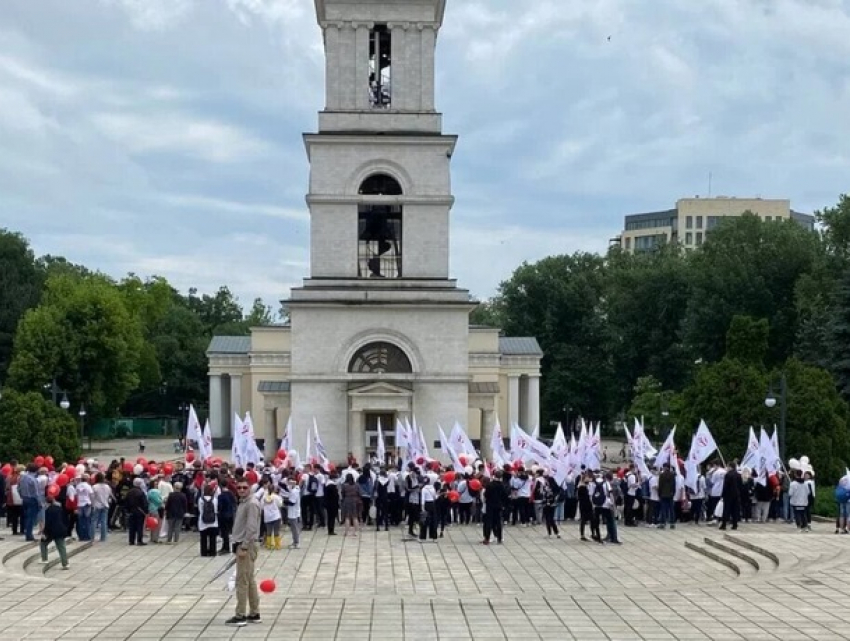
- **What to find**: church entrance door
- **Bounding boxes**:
[364,412,396,464]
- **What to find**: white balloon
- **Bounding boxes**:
[464,465,473,475]
[789,458,801,470]
[800,456,810,466]
[133,464,143,475]
[75,464,85,476]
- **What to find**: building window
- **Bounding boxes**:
[685,232,693,245]
[696,232,703,245]
[369,25,392,108]
[764,216,771,222]
[707,216,720,230]
[358,174,403,278]
[686,216,693,229]
[696,216,703,229]
[349,342,412,374]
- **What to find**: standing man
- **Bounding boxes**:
[18,464,40,541]
[226,479,262,627]
[657,464,676,529]
[719,463,742,531]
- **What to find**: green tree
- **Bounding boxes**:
[149,305,209,404]
[0,389,80,462]
[186,286,244,335]
[815,194,850,259]
[493,253,615,425]
[0,230,44,381]
[469,299,503,328]
[605,244,693,407]
[827,266,850,401]
[725,315,769,365]
[626,375,674,439]
[7,273,144,417]
[683,213,820,366]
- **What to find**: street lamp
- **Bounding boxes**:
[45,378,71,410]
[78,404,87,450]
[60,393,70,410]
[765,373,787,461]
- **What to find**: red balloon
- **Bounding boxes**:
[45,456,54,466]
[145,516,159,530]
[123,461,134,473]
[162,463,174,475]
[327,463,336,472]
[34,456,45,467]
[1,464,11,477]
[273,458,283,468]
[277,449,287,461]
[458,454,468,466]
[55,474,70,487]
[136,457,147,466]
[259,579,276,594]
[512,460,522,471]
[46,484,60,499]
[448,490,460,503]
[443,471,456,484]
[148,464,159,475]
[185,451,195,463]
[415,456,425,466]
[429,460,441,471]
[469,479,482,492]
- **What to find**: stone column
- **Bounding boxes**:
[389,22,408,109]
[264,407,277,460]
[524,375,541,432]
[324,23,341,109]
[419,24,436,111]
[229,374,242,436]
[525,374,540,430]
[354,22,371,110]
[209,374,223,438]
[348,409,363,463]
[339,23,356,109]
[480,408,495,460]
[508,374,520,428]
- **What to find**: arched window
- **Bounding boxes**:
[359,173,403,196]
[349,342,412,374]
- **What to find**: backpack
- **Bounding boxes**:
[201,497,216,524]
[307,474,318,494]
[591,482,607,508]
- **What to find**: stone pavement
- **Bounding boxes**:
[0,517,848,640]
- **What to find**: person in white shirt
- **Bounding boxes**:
[75,475,94,542]
[625,468,640,526]
[419,481,438,541]
[262,488,284,550]
[707,463,726,524]
[157,476,173,539]
[91,473,113,542]
[646,471,659,527]
[282,479,302,549]
[690,468,706,525]
[197,487,219,557]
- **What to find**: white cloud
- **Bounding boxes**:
[90,111,272,162]
[99,0,196,31]
[160,193,309,222]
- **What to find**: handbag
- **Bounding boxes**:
[11,485,22,506]
[368,505,377,520]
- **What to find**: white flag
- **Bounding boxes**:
[756,427,779,486]
[688,420,718,465]
[279,417,293,458]
[490,419,509,467]
[395,418,409,449]
[769,428,782,472]
[438,424,464,470]
[376,418,386,463]
[740,426,759,471]
[201,419,213,463]
[187,405,206,460]
[654,426,677,469]
[231,413,245,467]
[551,423,567,459]
[450,422,477,459]
[510,424,551,467]
[582,423,602,470]
[312,418,329,467]
[305,427,313,465]
[241,412,262,466]
[530,424,540,440]
[417,423,430,459]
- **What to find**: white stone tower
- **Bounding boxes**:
[287,0,473,462]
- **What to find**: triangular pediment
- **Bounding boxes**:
[348,381,413,396]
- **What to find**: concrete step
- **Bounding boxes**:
[701,537,773,576]
[684,539,758,579]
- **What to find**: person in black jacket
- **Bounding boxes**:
[125,478,149,545]
[217,484,236,555]
[482,472,509,545]
[324,472,340,535]
[39,494,70,569]
[164,482,189,544]
[719,463,742,531]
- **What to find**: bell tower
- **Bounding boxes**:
[288,0,472,463]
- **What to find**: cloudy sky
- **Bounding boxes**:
[2,0,849,312]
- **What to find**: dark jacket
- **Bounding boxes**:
[658,470,676,499]
[722,470,742,503]
[43,502,69,541]
[324,481,339,509]
[483,479,509,509]
[124,486,149,515]
[164,490,188,520]
[217,490,236,519]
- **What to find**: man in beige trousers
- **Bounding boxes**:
[225,480,262,627]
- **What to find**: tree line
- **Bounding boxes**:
[0,233,279,461]
[473,195,850,483]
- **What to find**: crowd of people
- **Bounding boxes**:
[0,447,843,627]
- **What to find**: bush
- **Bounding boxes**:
[0,390,80,462]
[813,485,839,519]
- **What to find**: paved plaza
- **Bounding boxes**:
[0,510,848,640]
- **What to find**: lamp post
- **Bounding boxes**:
[79,404,87,451]
[45,378,71,410]
[178,402,190,445]
[765,373,787,462]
